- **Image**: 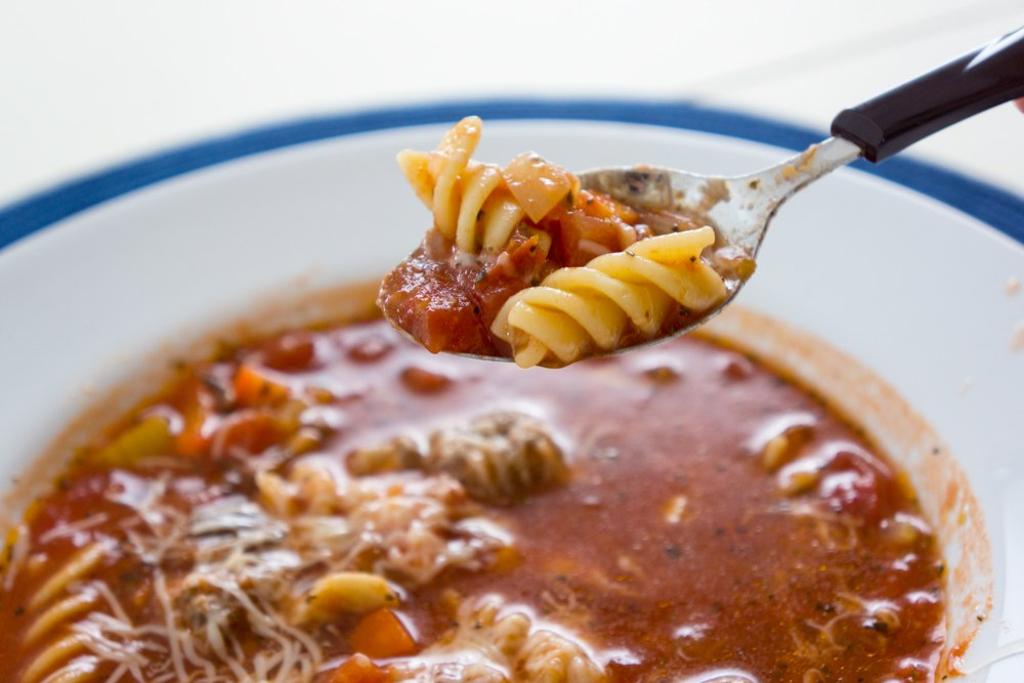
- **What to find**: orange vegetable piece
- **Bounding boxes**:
[233,364,289,407]
[505,232,551,274]
[349,608,417,659]
[174,381,211,456]
[328,653,390,683]
[213,411,281,456]
[175,431,206,456]
[578,189,639,223]
[547,211,622,267]
[175,420,208,456]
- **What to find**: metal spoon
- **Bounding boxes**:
[560,27,1024,354]
[388,27,1024,363]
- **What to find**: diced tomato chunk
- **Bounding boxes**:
[544,211,621,266]
[261,332,317,371]
[347,334,394,363]
[400,366,451,394]
[818,449,889,521]
[378,241,512,355]
[386,286,490,354]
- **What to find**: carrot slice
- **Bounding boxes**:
[328,653,390,683]
[175,401,210,456]
[349,608,417,659]
[169,377,213,456]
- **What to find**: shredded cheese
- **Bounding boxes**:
[39,514,110,545]
[13,433,531,681]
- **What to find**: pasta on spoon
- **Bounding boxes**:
[378,117,752,368]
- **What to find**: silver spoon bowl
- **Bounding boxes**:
[575,136,862,339]
[579,137,861,259]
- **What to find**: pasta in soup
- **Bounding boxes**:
[378,117,752,368]
[0,307,946,683]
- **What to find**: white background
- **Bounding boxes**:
[1,0,1023,205]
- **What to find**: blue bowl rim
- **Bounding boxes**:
[1,97,1022,250]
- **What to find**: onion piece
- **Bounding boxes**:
[503,152,573,223]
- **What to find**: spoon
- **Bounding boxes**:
[575,26,1024,346]
[384,27,1024,365]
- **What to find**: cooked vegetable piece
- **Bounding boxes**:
[212,411,282,456]
[503,152,574,223]
[260,332,317,371]
[175,380,212,456]
[93,416,171,466]
[349,608,417,658]
[329,654,390,683]
[577,189,639,223]
[233,364,290,406]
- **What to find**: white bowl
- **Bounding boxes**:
[1,101,1022,680]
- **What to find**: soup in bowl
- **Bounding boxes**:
[0,115,1012,682]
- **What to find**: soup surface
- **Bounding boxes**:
[0,318,945,683]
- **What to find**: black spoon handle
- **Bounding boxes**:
[831,27,1024,162]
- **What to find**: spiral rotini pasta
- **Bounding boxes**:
[19,542,110,683]
[393,594,605,683]
[382,116,738,364]
[491,226,727,367]
[427,411,567,503]
[397,116,563,254]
